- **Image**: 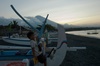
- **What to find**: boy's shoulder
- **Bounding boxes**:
[30,40,36,44]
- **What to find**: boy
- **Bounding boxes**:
[27,31,55,66]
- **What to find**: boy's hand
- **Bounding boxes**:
[40,38,45,42]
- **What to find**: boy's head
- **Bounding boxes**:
[27,31,34,40]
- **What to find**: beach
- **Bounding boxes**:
[60,34,100,66]
[0,34,100,66]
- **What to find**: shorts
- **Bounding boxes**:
[37,53,46,63]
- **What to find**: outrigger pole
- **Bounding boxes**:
[10,5,39,33]
[10,5,48,45]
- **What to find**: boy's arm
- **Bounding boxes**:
[38,44,42,51]
[32,47,36,57]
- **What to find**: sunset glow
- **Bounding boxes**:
[0,0,100,26]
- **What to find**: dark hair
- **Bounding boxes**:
[27,31,34,39]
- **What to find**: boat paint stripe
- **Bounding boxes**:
[57,40,67,49]
[4,38,30,42]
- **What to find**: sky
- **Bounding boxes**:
[0,0,100,27]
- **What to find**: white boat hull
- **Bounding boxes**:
[2,37,30,45]
[0,45,31,50]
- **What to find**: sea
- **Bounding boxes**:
[66,29,100,39]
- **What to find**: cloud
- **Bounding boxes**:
[0,16,76,28]
[25,16,42,27]
[35,15,57,27]
[0,17,13,25]
[0,17,25,26]
[0,16,47,27]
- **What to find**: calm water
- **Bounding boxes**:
[66,30,100,39]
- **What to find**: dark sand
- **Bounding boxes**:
[0,34,100,66]
[60,34,100,66]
